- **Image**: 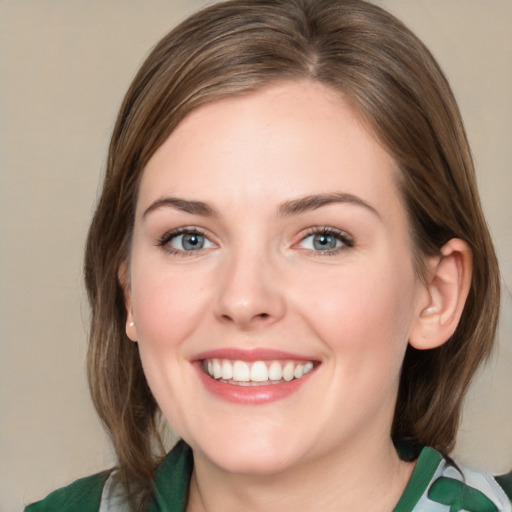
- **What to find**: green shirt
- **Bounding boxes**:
[24,441,512,512]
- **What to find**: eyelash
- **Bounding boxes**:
[156,226,354,257]
[156,227,214,256]
[296,227,354,256]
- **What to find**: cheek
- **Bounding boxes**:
[297,257,417,364]
[128,263,210,429]
[129,260,212,350]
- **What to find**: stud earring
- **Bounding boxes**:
[129,321,134,327]
[423,306,440,316]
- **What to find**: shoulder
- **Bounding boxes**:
[496,471,512,504]
[100,441,194,512]
[405,447,512,512]
[23,441,193,512]
[428,461,512,511]
[24,471,110,512]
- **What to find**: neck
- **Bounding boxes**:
[186,434,414,512]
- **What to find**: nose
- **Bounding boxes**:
[213,249,286,330]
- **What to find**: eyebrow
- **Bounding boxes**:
[143,197,219,218]
[278,192,381,218]
[142,192,380,220]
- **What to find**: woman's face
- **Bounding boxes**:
[124,81,427,474]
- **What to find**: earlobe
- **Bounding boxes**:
[125,312,138,342]
[409,238,472,350]
[118,262,138,342]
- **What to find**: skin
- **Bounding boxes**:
[123,81,439,511]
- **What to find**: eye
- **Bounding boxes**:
[159,228,215,254]
[297,228,353,254]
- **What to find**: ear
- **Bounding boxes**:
[118,261,138,342]
[409,238,472,350]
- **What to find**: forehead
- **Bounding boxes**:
[138,81,402,221]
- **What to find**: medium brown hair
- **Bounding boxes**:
[84,0,500,507]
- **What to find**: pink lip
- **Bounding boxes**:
[191,348,319,405]
[194,362,316,405]
[193,347,316,362]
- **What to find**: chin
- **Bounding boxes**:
[189,428,307,476]
[210,446,299,476]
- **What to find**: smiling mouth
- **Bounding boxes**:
[201,359,316,386]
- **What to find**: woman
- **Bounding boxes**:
[25,0,510,511]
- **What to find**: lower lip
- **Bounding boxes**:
[194,363,315,405]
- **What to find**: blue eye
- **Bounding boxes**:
[160,229,215,253]
[298,229,352,253]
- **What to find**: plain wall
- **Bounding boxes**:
[0,1,510,511]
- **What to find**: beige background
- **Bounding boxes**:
[0,1,510,511]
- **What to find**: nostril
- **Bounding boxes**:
[220,312,269,323]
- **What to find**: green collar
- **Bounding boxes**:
[393,446,443,512]
[147,441,442,512]
[147,441,193,512]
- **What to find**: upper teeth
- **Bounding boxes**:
[203,359,314,384]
